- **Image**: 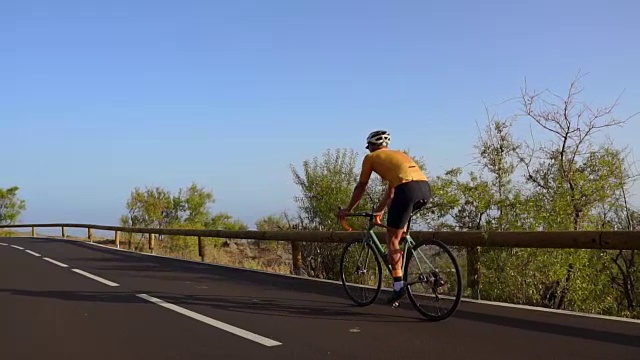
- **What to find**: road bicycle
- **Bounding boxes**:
[338,207,462,321]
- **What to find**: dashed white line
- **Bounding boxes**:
[71,269,119,287]
[25,250,41,256]
[43,258,69,267]
[0,243,7,246]
[136,294,282,347]
[10,245,24,249]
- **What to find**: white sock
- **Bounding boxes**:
[393,281,403,291]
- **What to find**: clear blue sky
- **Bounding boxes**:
[2,0,639,229]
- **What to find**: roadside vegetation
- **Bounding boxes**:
[3,73,639,319]
[273,73,640,319]
[0,186,26,237]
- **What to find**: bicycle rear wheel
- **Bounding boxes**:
[404,239,462,321]
[340,238,382,306]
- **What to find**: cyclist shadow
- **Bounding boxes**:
[141,292,424,323]
[0,287,421,323]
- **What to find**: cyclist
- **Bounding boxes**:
[338,130,432,304]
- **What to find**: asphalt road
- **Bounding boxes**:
[1,237,639,359]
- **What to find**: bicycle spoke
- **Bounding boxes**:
[341,239,382,306]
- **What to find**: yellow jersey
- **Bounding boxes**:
[358,149,428,188]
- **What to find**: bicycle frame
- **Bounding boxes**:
[341,212,417,278]
[340,209,464,320]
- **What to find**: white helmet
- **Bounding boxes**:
[366,130,391,149]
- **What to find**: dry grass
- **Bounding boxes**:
[205,241,292,274]
[0,229,295,275]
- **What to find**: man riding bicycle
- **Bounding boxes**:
[338,130,432,304]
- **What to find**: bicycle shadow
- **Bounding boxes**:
[0,287,420,323]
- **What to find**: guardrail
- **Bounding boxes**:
[2,222,640,300]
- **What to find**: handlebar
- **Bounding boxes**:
[338,211,386,231]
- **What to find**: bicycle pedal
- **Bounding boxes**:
[391,301,400,308]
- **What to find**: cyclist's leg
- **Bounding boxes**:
[385,182,417,303]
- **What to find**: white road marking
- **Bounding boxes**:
[25,250,41,256]
[10,245,24,249]
[43,258,69,267]
[136,293,282,347]
[71,269,119,287]
[0,243,7,246]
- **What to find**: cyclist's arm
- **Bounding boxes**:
[374,183,394,213]
[345,156,373,211]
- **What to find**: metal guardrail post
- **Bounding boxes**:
[467,246,480,299]
[149,233,155,253]
[198,236,205,261]
[291,241,302,276]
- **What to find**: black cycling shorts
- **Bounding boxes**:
[387,180,432,229]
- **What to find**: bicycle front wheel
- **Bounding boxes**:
[404,239,462,321]
[340,238,382,306]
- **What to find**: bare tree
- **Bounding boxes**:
[516,71,638,230]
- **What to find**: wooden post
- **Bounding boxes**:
[291,241,302,276]
[466,246,480,299]
[61,226,66,238]
[149,233,155,253]
[31,226,36,237]
[198,236,205,262]
[115,231,120,249]
[88,228,93,242]
[128,233,132,250]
